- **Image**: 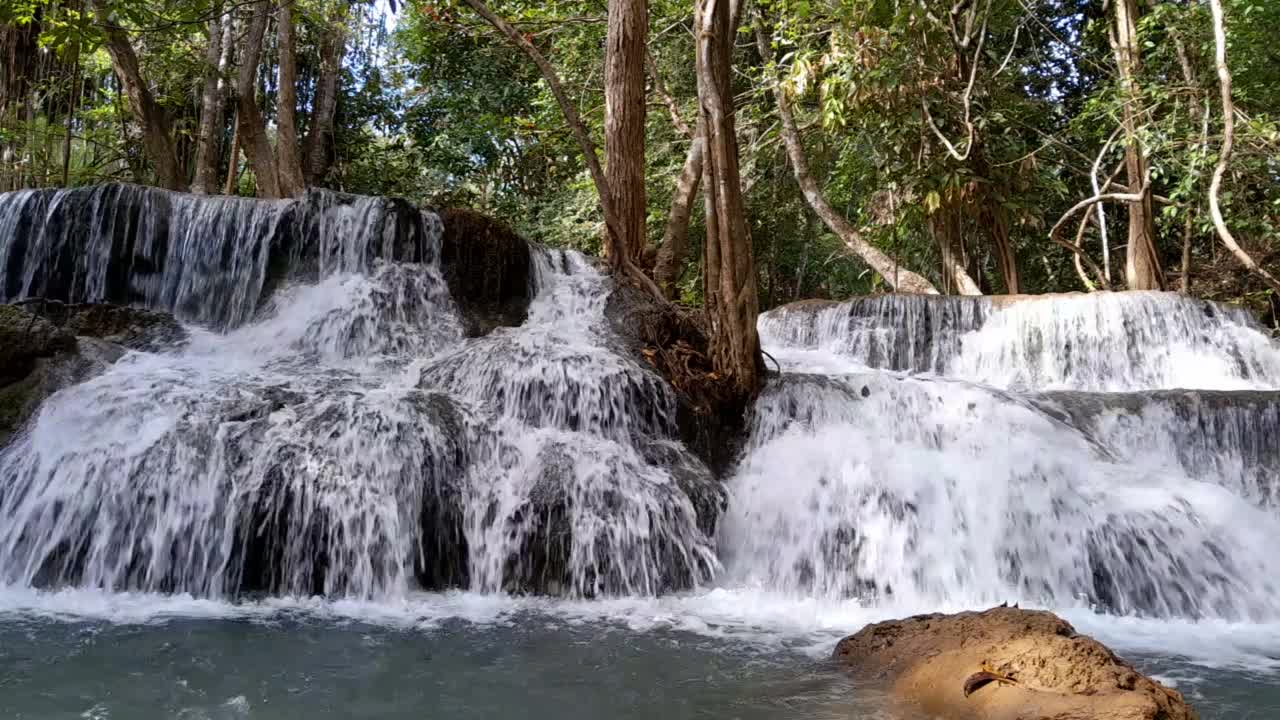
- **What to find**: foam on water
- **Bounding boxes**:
[758,291,1280,391]
[5,185,1280,691]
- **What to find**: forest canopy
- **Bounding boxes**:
[2,0,1277,322]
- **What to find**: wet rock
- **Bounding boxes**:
[637,438,726,538]
[0,302,184,448]
[833,606,1197,720]
[604,283,751,479]
[0,303,76,385]
[438,208,533,337]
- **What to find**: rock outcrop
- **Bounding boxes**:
[0,301,186,447]
[833,606,1197,720]
[438,207,533,337]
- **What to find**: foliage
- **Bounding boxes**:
[2,0,1277,320]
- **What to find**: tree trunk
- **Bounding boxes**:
[223,110,241,195]
[303,6,347,186]
[1206,0,1280,296]
[275,0,306,197]
[653,134,703,299]
[756,20,937,295]
[235,0,281,198]
[93,0,186,191]
[970,143,1019,293]
[191,9,225,194]
[463,0,660,297]
[932,209,982,295]
[61,40,80,187]
[1112,0,1163,290]
[605,0,648,265]
[698,0,762,395]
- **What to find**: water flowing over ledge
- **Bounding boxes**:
[0,183,438,329]
[2,185,1280,675]
[759,292,1280,391]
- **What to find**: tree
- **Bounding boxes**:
[698,0,763,393]
[1206,0,1280,296]
[605,0,648,266]
[755,11,940,295]
[1111,0,1162,290]
[92,0,185,190]
[461,0,658,292]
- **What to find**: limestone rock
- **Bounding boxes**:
[0,303,76,385]
[438,207,533,337]
[832,607,1197,720]
[0,302,185,448]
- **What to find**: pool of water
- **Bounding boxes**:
[2,590,1278,720]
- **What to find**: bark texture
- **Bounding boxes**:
[275,0,306,198]
[1206,0,1280,295]
[93,0,185,191]
[1112,0,1163,290]
[191,10,225,194]
[303,7,347,185]
[698,0,762,395]
[605,0,649,264]
[235,0,281,198]
[654,135,704,298]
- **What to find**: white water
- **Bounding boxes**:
[3,187,1280,683]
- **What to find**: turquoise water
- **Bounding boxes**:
[2,591,1277,719]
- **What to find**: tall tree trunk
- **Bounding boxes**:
[61,36,81,187]
[698,0,762,395]
[463,0,660,296]
[275,0,306,197]
[191,9,225,194]
[932,209,983,295]
[605,0,648,264]
[756,20,938,295]
[235,0,281,198]
[93,0,186,190]
[1112,0,1163,290]
[970,143,1018,293]
[303,6,347,186]
[653,135,703,298]
[1206,0,1280,296]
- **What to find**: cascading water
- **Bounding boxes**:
[4,184,1280,717]
[0,183,434,329]
[0,185,715,600]
[734,294,1280,622]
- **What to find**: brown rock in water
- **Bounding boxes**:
[832,607,1197,720]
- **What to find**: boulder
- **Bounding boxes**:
[0,303,76,385]
[438,207,533,337]
[832,606,1197,720]
[0,302,185,448]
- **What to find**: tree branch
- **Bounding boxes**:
[1207,0,1280,295]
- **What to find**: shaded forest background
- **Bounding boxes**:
[1,0,1277,323]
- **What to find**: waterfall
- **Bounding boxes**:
[731,293,1280,620]
[4,184,1280,632]
[0,183,435,329]
[0,186,715,600]
[758,292,1280,391]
